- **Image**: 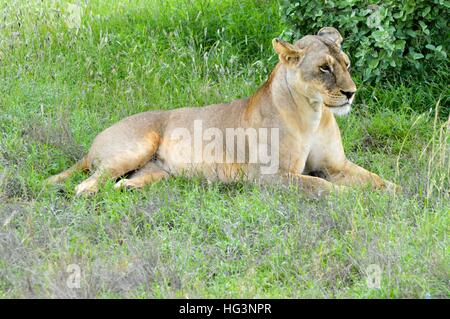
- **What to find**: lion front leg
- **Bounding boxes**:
[259,172,345,198]
[327,160,401,193]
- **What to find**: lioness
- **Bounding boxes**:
[47,27,398,196]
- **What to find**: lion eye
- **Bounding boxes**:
[320,65,331,73]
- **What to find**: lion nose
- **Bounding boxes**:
[341,90,355,99]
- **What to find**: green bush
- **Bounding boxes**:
[281,0,449,83]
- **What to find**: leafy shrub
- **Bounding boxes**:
[281,0,449,83]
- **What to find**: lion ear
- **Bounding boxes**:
[272,38,304,66]
[317,27,343,47]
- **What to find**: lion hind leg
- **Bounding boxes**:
[75,131,162,195]
[114,161,169,189]
[75,170,102,196]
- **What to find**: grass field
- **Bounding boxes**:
[0,0,448,298]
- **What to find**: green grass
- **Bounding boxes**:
[0,0,448,298]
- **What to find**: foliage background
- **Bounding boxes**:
[281,0,449,84]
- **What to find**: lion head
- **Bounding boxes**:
[272,27,356,116]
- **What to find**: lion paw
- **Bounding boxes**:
[114,179,140,189]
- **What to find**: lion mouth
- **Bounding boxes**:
[324,102,352,116]
[324,102,349,108]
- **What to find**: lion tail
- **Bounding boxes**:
[46,156,88,184]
